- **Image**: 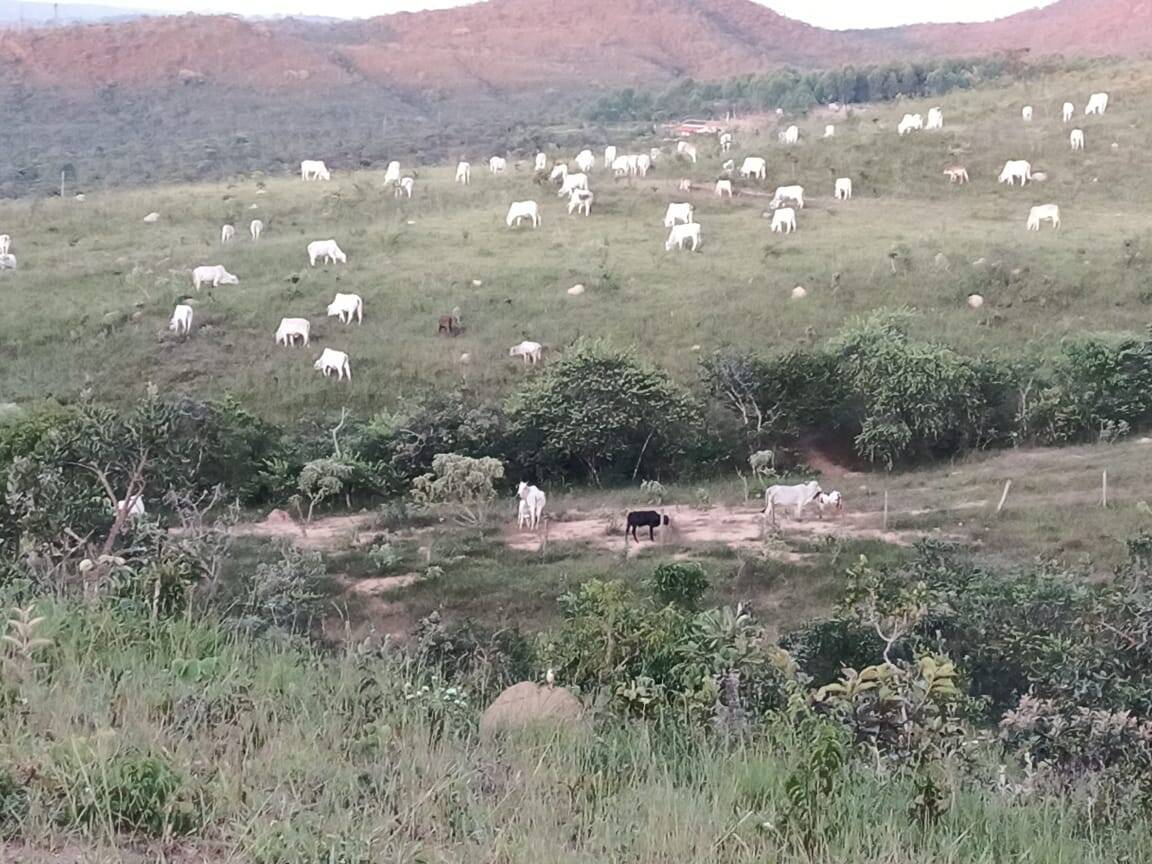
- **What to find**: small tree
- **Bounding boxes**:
[410,453,505,528]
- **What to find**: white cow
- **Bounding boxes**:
[509,340,543,364]
[823,124,835,138]
[719,132,732,152]
[0,234,9,254]
[249,219,263,240]
[574,149,595,173]
[665,222,701,251]
[817,490,843,518]
[636,154,652,177]
[1063,101,1075,122]
[715,179,733,197]
[663,202,695,228]
[722,159,734,172]
[558,172,589,197]
[168,304,193,335]
[897,113,923,135]
[397,176,414,198]
[611,155,632,177]
[142,212,160,223]
[516,481,546,530]
[567,189,594,216]
[1022,105,1034,122]
[770,185,805,209]
[943,166,970,184]
[192,265,238,290]
[549,163,569,183]
[275,317,311,346]
[220,224,235,243]
[780,125,799,144]
[534,152,548,172]
[489,156,507,175]
[763,480,822,525]
[603,145,617,168]
[926,107,943,129]
[314,348,351,380]
[455,161,471,184]
[506,200,540,228]
[771,207,797,234]
[327,292,363,324]
[739,157,767,179]
[0,254,16,270]
[677,140,698,163]
[678,178,692,192]
[998,160,1032,186]
[300,160,330,181]
[384,161,401,184]
[307,239,347,266]
[1085,92,1109,115]
[1070,128,1085,151]
[649,147,662,161]
[1026,204,1061,231]
[116,496,146,519]
[834,177,852,200]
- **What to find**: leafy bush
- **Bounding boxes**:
[780,618,890,687]
[508,340,703,482]
[647,562,710,610]
[410,453,505,528]
[234,545,328,634]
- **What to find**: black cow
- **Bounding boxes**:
[626,510,669,543]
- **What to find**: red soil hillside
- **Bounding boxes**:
[0,0,1145,94]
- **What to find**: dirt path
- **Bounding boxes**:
[232,508,382,550]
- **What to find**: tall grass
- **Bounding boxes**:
[2,596,1148,861]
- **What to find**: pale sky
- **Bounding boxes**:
[23,0,1055,29]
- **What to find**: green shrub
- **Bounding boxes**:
[647,562,710,610]
[0,766,29,838]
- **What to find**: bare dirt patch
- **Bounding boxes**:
[504,502,931,556]
[233,508,382,551]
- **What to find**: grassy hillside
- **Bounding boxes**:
[0,62,1147,420]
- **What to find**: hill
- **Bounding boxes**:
[0,0,1143,94]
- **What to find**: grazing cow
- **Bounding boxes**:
[575,149,595,173]
[558,172,589,197]
[665,222,701,251]
[396,176,414,198]
[817,490,843,518]
[384,161,401,184]
[770,184,804,209]
[1070,128,1085,151]
[604,145,618,168]
[677,140,698,163]
[221,224,235,243]
[142,212,160,223]
[116,496,145,518]
[926,107,944,129]
[771,207,797,234]
[314,348,351,380]
[1026,204,1061,231]
[834,177,852,200]
[1063,101,1075,122]
[249,219,263,240]
[489,156,507,175]
[823,124,835,138]
[943,166,969,184]
[1022,105,1033,122]
[168,304,193,335]
[300,160,330,181]
[611,155,632,177]
[192,264,238,290]
[0,234,9,255]
[649,147,662,161]
[437,311,461,336]
[327,292,363,324]
[506,200,540,228]
[897,113,922,135]
[780,124,799,144]
[455,161,471,184]
[636,153,653,177]
[663,202,695,227]
[534,152,548,172]
[739,157,767,179]
[1085,92,1109,115]
[509,340,543,364]
[516,481,546,530]
[715,179,733,197]
[567,189,594,216]
[762,480,822,525]
[998,160,1032,186]
[678,178,692,192]
[549,163,569,183]
[307,239,347,265]
[719,132,733,151]
[275,317,311,346]
[625,510,669,543]
[0,254,16,270]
